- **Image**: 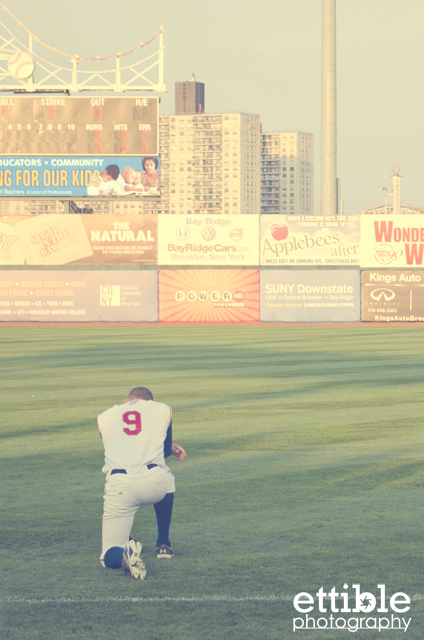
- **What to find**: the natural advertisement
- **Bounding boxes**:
[260,215,360,266]
[159,269,260,322]
[0,214,157,265]
[261,270,360,322]
[158,214,259,266]
[361,214,424,268]
[0,271,158,322]
[362,270,424,322]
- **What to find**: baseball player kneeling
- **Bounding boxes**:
[98,386,186,580]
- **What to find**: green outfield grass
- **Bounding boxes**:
[1,324,424,639]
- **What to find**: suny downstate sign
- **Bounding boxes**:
[361,215,424,268]
[261,270,360,322]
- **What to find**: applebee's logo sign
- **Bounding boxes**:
[293,584,411,633]
[262,222,342,258]
[271,223,289,241]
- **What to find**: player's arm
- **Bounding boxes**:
[163,411,186,461]
[164,419,173,459]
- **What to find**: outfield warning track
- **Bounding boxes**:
[1,322,424,327]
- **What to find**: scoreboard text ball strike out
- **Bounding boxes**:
[0,96,159,156]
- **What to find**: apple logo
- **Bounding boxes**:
[271,224,289,241]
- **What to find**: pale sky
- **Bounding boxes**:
[2,0,424,214]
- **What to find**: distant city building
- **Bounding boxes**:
[175,74,205,115]
[363,204,424,215]
[362,163,424,214]
[261,132,314,215]
[156,111,260,214]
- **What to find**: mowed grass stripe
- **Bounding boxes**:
[1,325,424,640]
[3,594,424,603]
[1,595,293,603]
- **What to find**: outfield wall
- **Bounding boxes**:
[1,268,422,323]
[2,213,424,269]
[1,213,424,322]
[0,214,424,269]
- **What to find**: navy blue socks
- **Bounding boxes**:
[154,492,174,547]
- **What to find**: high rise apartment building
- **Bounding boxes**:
[157,112,261,214]
[175,74,205,115]
[261,132,314,215]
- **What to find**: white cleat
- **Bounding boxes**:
[122,539,146,580]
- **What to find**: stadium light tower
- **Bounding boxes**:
[321,0,338,215]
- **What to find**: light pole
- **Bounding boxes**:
[321,0,338,216]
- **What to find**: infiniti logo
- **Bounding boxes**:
[370,288,396,302]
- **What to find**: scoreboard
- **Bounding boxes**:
[0,96,159,156]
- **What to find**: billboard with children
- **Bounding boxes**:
[0,156,161,197]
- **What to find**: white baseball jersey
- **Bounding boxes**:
[98,399,172,474]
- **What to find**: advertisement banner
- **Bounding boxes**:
[159,270,260,322]
[361,215,424,268]
[361,270,424,322]
[0,271,158,322]
[260,215,360,266]
[261,270,360,322]
[158,214,259,266]
[0,156,161,197]
[0,215,158,265]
